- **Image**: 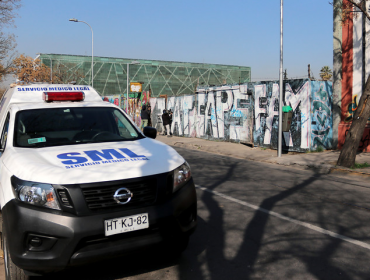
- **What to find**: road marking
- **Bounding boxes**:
[196,185,370,251]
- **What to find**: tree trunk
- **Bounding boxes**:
[337,75,370,167]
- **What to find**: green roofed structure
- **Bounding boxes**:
[39,54,251,97]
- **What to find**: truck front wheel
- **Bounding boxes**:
[2,221,30,280]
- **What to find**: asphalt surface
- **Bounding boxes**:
[156,135,370,178]
[4,147,370,280]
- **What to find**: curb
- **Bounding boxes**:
[165,140,370,179]
[329,167,370,178]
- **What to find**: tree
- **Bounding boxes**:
[335,0,370,168]
[0,0,21,81]
[50,63,85,84]
[283,69,288,80]
[319,66,333,81]
[11,54,52,83]
[0,86,7,99]
[11,54,85,84]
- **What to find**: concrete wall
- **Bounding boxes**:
[334,0,370,152]
[311,82,333,150]
[149,97,166,132]
[150,79,333,152]
[150,85,254,143]
[254,80,334,152]
[333,0,343,150]
[250,80,333,152]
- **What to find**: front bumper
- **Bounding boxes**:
[2,178,197,273]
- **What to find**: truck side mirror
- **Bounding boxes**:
[143,126,157,139]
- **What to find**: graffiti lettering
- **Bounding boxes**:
[149,79,333,152]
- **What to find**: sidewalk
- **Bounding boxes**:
[156,135,370,178]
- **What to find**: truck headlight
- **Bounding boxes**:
[11,177,61,210]
[173,162,191,193]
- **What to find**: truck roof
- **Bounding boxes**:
[0,84,105,127]
[5,84,103,104]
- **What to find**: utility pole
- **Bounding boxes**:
[308,64,311,80]
[278,0,284,157]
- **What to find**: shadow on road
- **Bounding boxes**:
[27,148,370,279]
[174,149,367,280]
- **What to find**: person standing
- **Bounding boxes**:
[162,109,172,137]
[147,104,152,127]
[140,104,150,131]
[168,109,173,136]
[160,109,166,135]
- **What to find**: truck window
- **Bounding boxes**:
[14,107,142,148]
[0,113,10,151]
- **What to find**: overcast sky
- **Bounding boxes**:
[4,0,333,82]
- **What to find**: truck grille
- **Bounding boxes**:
[81,178,157,211]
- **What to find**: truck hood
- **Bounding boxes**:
[3,138,185,185]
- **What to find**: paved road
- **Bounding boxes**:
[2,147,370,279]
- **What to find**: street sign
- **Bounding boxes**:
[130,82,142,93]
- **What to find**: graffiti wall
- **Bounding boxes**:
[252,82,280,149]
[149,80,333,152]
[311,82,333,150]
[102,95,121,107]
[166,95,197,137]
[251,79,333,152]
[195,85,253,143]
[150,85,253,142]
[103,91,151,129]
[150,97,166,133]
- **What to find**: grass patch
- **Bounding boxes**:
[306,146,325,153]
[351,162,370,169]
[261,147,267,150]
[316,146,324,152]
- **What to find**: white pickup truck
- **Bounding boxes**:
[0,84,197,279]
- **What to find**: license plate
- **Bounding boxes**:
[104,213,149,236]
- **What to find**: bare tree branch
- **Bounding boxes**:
[0,0,21,28]
[0,0,21,82]
[347,0,370,21]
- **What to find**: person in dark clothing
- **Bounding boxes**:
[160,109,167,135]
[168,109,173,136]
[140,105,150,131]
[168,109,173,130]
[162,109,172,137]
[147,104,152,127]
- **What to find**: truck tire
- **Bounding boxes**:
[2,221,30,280]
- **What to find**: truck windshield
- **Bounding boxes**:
[14,107,142,148]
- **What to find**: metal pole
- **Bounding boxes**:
[126,63,129,114]
[78,21,93,87]
[50,59,52,83]
[69,19,93,87]
[91,25,93,88]
[47,57,52,83]
[125,61,140,114]
[278,0,283,157]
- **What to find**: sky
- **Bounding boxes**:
[4,0,333,82]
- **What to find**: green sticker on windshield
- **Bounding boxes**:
[28,137,46,144]
[130,133,137,137]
